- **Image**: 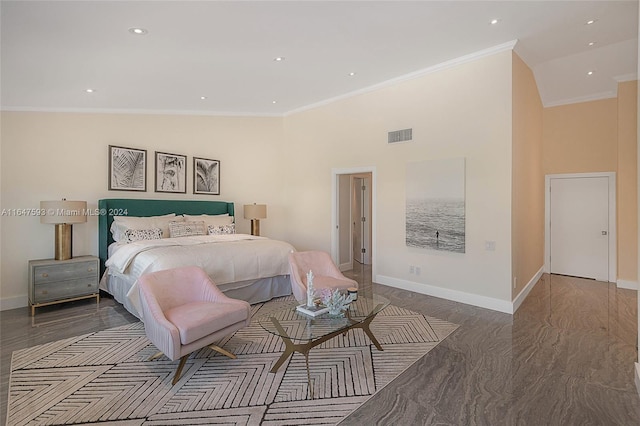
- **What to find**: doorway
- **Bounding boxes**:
[545,173,616,282]
[332,167,376,276]
[352,175,372,265]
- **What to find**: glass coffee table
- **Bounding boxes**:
[258,294,390,398]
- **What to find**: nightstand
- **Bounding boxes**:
[28,256,100,316]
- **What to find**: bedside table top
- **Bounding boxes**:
[29,256,99,266]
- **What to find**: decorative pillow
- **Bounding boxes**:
[169,220,206,238]
[182,214,234,227]
[111,214,180,242]
[207,223,236,235]
[123,228,163,243]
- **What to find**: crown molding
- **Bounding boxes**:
[614,73,638,83]
[543,90,617,108]
[0,106,284,118]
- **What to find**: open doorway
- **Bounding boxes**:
[352,175,372,266]
[332,167,376,276]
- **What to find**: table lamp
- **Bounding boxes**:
[40,199,87,260]
[243,203,267,236]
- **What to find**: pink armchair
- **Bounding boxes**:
[289,251,358,301]
[138,266,251,385]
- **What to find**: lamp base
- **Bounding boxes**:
[54,223,72,260]
[250,219,261,236]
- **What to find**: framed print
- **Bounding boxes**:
[155,151,187,193]
[406,157,465,253]
[193,157,220,195]
[109,145,147,191]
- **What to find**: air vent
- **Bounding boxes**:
[388,128,412,143]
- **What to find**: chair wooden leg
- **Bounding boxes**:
[209,344,237,359]
[172,355,189,385]
[148,351,164,361]
[159,346,236,385]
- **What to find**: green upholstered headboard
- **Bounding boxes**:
[98,198,235,275]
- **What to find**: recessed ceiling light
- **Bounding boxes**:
[85,88,95,93]
[587,71,594,76]
[490,18,500,25]
[273,57,285,62]
[200,96,207,100]
[588,41,596,46]
[586,19,597,25]
[272,100,277,104]
[128,27,148,35]
[348,72,356,76]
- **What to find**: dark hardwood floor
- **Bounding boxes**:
[2,266,638,425]
[0,295,138,424]
[341,266,640,425]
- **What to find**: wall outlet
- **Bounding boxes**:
[415,266,421,275]
[409,265,415,274]
[513,277,517,289]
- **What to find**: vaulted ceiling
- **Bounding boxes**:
[1,1,637,116]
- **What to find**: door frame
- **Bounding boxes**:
[544,172,616,282]
[332,166,377,278]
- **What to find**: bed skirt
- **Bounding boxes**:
[100,271,293,319]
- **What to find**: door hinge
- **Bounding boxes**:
[361,217,366,222]
[361,248,366,254]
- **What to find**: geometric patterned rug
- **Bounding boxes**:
[7,295,458,425]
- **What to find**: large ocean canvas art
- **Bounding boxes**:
[406,157,465,253]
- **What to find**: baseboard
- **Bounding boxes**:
[339,261,353,272]
[0,294,28,311]
[635,363,640,398]
[375,275,513,314]
[512,267,544,314]
[617,279,638,290]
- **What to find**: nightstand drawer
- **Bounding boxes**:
[33,261,98,285]
[28,256,101,316]
[33,278,98,303]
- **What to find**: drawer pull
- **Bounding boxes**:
[87,268,94,272]
[42,273,49,278]
[41,290,48,294]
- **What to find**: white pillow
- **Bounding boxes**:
[169,221,207,238]
[123,228,163,243]
[110,214,180,242]
[207,223,236,235]
[182,214,234,227]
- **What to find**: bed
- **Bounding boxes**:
[98,199,294,318]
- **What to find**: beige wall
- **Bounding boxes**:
[542,85,638,284]
[511,53,544,298]
[543,98,618,175]
[0,112,286,308]
[618,80,638,282]
[283,50,514,304]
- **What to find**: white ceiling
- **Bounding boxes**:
[1,1,638,116]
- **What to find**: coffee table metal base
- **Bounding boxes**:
[268,307,384,398]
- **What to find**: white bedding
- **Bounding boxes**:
[104,234,295,317]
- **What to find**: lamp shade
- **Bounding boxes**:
[243,204,267,220]
[40,200,87,224]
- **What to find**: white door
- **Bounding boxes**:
[549,176,609,281]
[352,177,371,265]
